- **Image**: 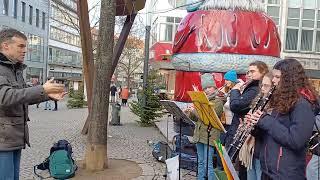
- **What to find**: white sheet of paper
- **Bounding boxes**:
[165,155,179,180]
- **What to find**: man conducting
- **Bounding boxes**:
[0,28,66,179]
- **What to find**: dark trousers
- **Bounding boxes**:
[261,172,272,180]
[54,101,58,110]
[239,164,247,180]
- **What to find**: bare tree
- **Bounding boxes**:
[117,37,144,88]
[84,0,115,171]
[114,15,145,88]
[115,14,145,40]
[52,1,100,33]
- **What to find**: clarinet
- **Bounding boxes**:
[227,96,263,150]
[227,86,276,161]
[208,84,228,100]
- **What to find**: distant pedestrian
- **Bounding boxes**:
[110,84,117,103]
[121,86,129,106]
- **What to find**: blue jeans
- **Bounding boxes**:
[306,154,320,180]
[0,150,22,180]
[247,158,262,180]
[196,143,215,180]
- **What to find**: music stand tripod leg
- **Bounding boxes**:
[179,117,182,180]
[205,125,212,180]
[163,114,171,179]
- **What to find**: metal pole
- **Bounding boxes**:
[142,25,151,107]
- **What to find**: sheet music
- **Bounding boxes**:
[187,91,226,133]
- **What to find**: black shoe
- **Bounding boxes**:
[44,109,47,110]
[52,109,57,111]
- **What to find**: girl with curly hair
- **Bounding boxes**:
[249,59,319,180]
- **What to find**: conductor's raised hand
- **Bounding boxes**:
[43,78,65,94]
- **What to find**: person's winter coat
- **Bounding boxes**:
[223,80,260,146]
[257,98,315,180]
[190,98,224,146]
[0,53,49,150]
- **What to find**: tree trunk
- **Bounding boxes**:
[85,0,115,171]
[77,0,94,135]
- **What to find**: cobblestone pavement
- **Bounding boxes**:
[19,99,196,180]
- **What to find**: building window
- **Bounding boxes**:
[304,0,316,9]
[302,9,315,28]
[49,47,82,67]
[2,0,9,15]
[288,0,301,7]
[49,48,52,62]
[160,24,173,42]
[315,31,320,52]
[50,27,81,46]
[287,8,300,27]
[285,28,298,50]
[29,5,33,25]
[26,67,43,84]
[13,0,17,18]
[151,24,158,45]
[168,0,186,9]
[175,17,182,23]
[28,34,43,62]
[35,9,39,27]
[267,6,280,25]
[51,5,79,30]
[300,30,313,51]
[21,2,26,22]
[42,12,46,29]
[167,17,174,23]
[268,0,280,4]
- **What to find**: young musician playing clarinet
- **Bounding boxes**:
[249,59,319,180]
[223,61,269,180]
[238,72,274,180]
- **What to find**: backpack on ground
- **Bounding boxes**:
[34,139,77,179]
[152,141,173,163]
[172,135,198,171]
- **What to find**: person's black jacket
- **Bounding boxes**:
[223,80,260,146]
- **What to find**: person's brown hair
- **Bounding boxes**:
[269,59,318,114]
[249,61,269,76]
[0,28,27,50]
[224,83,236,94]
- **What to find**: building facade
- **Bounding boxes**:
[147,0,188,95]
[48,0,82,90]
[262,0,320,92]
[0,0,50,84]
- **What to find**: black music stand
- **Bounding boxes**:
[160,100,193,180]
